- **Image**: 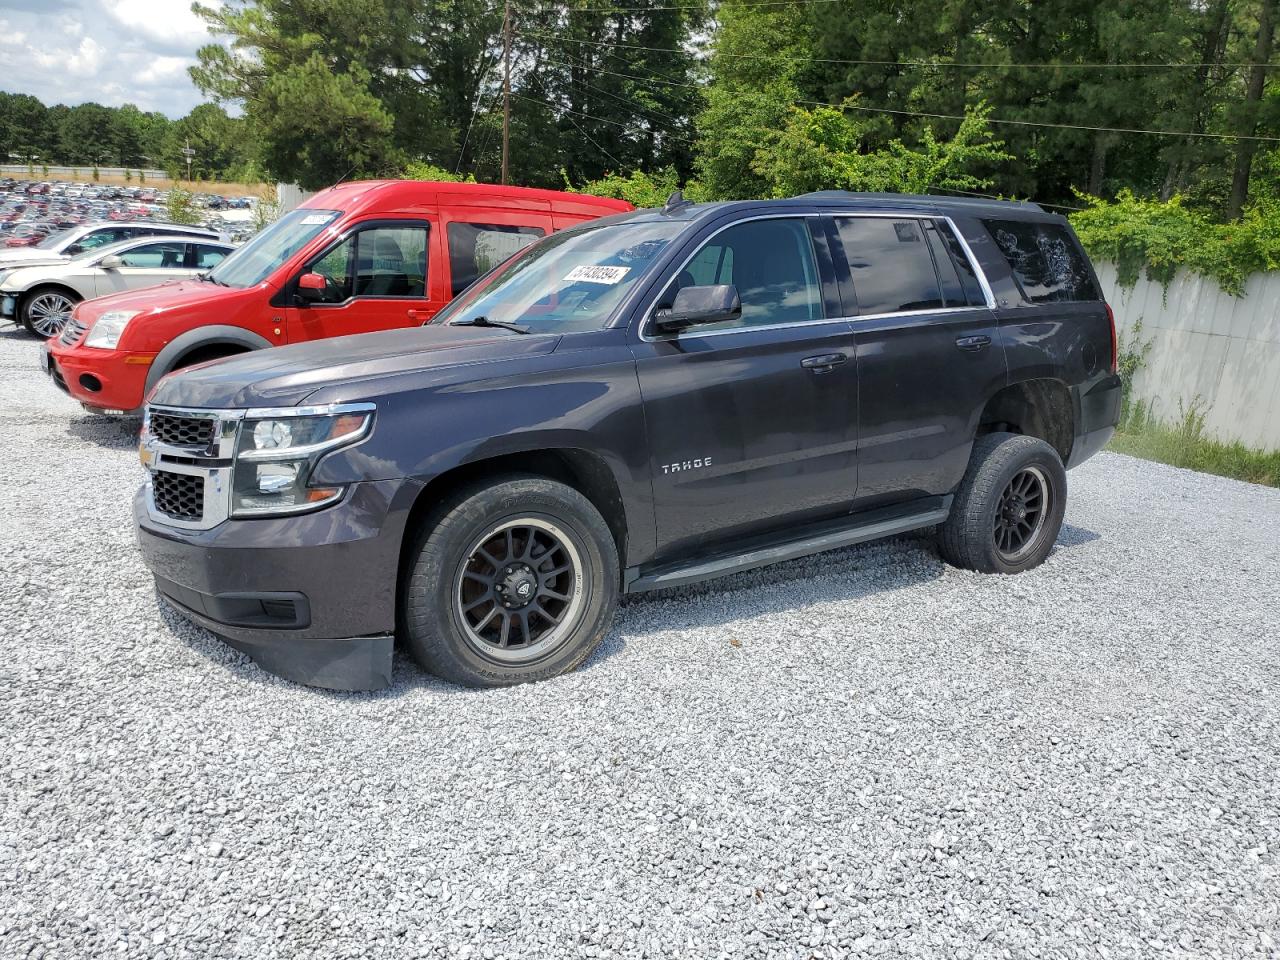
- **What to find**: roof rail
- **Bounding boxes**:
[795,190,1044,213]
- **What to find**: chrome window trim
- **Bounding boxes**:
[637,212,826,343]
[637,211,997,343]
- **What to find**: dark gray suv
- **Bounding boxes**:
[135,192,1120,691]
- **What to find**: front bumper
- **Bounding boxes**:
[42,340,148,416]
[1,293,15,320]
[134,478,420,691]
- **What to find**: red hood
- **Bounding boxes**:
[75,279,261,323]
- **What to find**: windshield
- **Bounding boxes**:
[206,208,341,288]
[36,227,77,251]
[434,219,684,333]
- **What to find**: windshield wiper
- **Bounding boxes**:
[451,315,531,335]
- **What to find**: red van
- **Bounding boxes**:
[42,180,631,415]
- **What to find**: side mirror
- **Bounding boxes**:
[99,255,123,270]
[66,243,84,255]
[654,284,741,334]
[296,271,326,302]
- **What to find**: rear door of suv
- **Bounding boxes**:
[825,211,1007,509]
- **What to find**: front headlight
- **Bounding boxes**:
[84,310,140,349]
[230,406,373,516]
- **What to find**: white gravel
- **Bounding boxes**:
[1,326,1278,959]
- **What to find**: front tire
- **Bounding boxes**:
[402,476,619,688]
[21,287,80,339]
[939,432,1067,574]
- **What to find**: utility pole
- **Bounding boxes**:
[180,139,196,184]
[501,0,512,186]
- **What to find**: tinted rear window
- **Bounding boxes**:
[834,217,943,315]
[984,219,1099,303]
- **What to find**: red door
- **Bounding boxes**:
[285,218,448,342]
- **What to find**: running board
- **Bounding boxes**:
[625,496,951,594]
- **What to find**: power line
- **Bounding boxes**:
[564,113,625,168]
[534,44,1280,143]
[511,92,698,143]
[534,0,839,13]
[828,101,1280,142]
[518,29,1278,71]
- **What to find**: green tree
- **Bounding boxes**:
[253,54,400,189]
[165,187,201,225]
[750,101,1011,197]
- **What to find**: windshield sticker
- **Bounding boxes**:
[563,264,630,285]
[300,213,336,225]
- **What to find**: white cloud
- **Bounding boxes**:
[0,0,225,117]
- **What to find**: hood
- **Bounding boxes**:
[0,250,71,271]
[76,279,242,320]
[146,325,563,409]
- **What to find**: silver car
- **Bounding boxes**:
[0,220,227,270]
[0,235,235,338]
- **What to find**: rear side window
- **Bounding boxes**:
[984,219,1099,303]
[834,217,943,315]
[447,222,545,297]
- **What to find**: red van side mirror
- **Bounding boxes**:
[296,271,326,303]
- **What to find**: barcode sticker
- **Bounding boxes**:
[301,213,336,225]
[563,265,630,285]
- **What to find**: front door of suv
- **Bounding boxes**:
[630,214,858,561]
[284,219,445,341]
[827,214,1007,508]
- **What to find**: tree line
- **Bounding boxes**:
[0,94,259,182]
[8,0,1276,222]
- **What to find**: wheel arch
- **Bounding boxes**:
[396,447,631,604]
[144,325,273,396]
[976,377,1074,462]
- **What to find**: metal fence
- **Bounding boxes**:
[1098,262,1280,451]
[1,164,170,180]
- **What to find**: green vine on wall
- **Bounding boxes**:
[1070,191,1280,296]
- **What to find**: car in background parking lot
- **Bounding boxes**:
[2,235,235,337]
[0,221,226,270]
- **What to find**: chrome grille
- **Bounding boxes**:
[150,413,216,448]
[60,319,88,346]
[152,471,204,522]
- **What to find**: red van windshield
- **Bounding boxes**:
[206,208,340,288]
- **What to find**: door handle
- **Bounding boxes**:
[955,335,992,352]
[407,308,428,322]
[800,352,848,372]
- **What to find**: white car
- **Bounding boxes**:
[0,235,235,338]
[0,220,227,271]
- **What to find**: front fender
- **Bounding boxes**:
[145,325,274,397]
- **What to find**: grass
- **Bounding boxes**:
[1107,399,1280,488]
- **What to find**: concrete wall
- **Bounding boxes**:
[275,183,316,214]
[1095,262,1280,451]
[1,163,167,180]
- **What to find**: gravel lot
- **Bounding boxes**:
[2,326,1278,960]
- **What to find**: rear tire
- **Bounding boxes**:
[402,476,619,688]
[939,432,1067,574]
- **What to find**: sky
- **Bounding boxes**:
[0,0,222,117]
